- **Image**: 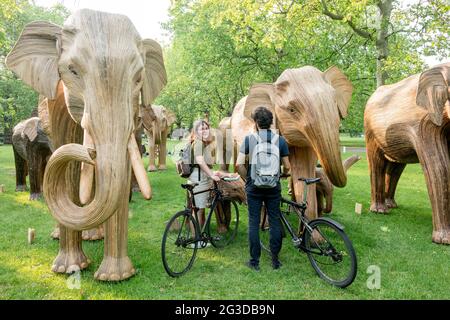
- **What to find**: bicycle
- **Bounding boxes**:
[260,177,357,288]
[161,177,240,277]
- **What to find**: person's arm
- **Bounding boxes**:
[281,156,290,176]
[195,155,220,181]
[235,152,247,179]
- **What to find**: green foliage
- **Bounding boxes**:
[0,1,69,139]
[159,0,448,134]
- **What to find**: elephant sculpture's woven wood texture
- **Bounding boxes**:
[223,66,353,220]
[6,9,167,280]
[364,62,450,244]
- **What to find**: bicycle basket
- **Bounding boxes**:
[217,177,247,204]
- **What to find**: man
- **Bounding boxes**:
[236,106,290,271]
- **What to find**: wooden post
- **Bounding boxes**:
[0,185,5,193]
[355,203,362,215]
[28,228,35,244]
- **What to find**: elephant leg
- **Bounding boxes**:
[51,225,90,273]
[27,143,42,200]
[95,197,135,281]
[385,162,406,209]
[290,147,317,221]
[147,133,157,172]
[82,225,104,241]
[13,145,28,192]
[95,163,134,281]
[367,137,389,213]
[51,224,104,241]
[316,190,324,217]
[416,127,450,244]
[158,133,167,170]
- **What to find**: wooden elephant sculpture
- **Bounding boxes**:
[12,117,53,200]
[365,62,450,244]
[221,66,353,220]
[6,9,166,280]
[141,105,176,171]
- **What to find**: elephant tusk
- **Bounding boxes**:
[79,129,95,205]
[128,133,152,200]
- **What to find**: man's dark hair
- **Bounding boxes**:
[251,106,273,129]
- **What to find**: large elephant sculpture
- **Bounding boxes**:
[226,66,353,219]
[6,9,166,280]
[364,62,450,244]
[12,117,53,200]
[141,105,176,172]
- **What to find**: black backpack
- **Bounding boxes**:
[176,141,197,178]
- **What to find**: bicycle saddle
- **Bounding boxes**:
[298,177,321,185]
[181,183,198,191]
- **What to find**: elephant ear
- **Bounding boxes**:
[5,21,62,99]
[141,39,167,107]
[165,109,176,127]
[140,105,157,131]
[323,66,353,119]
[243,83,276,120]
[416,67,448,126]
[22,118,40,142]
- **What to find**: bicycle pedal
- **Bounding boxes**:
[292,238,302,247]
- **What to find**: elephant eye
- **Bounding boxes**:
[68,65,79,76]
[289,107,295,113]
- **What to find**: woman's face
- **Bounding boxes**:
[196,123,210,140]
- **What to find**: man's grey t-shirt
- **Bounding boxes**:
[240,129,289,188]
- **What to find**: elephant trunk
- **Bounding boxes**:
[44,131,148,230]
[312,136,347,188]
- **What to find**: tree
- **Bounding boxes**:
[0,1,70,143]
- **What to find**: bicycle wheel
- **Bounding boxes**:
[208,199,239,248]
[161,210,199,277]
[304,218,357,288]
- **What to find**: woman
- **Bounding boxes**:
[189,120,221,228]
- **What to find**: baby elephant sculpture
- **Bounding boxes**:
[12,117,53,200]
[141,105,176,171]
[364,62,450,244]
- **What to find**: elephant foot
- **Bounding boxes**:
[158,165,167,171]
[29,192,42,201]
[51,250,90,274]
[82,226,104,241]
[147,165,157,172]
[385,198,398,209]
[15,185,28,192]
[51,226,60,239]
[370,202,389,214]
[432,229,450,245]
[94,256,136,281]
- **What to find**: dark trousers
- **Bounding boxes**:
[246,185,283,265]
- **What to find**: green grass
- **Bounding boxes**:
[340,133,366,148]
[0,143,449,300]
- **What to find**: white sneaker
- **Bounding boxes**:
[187,241,210,249]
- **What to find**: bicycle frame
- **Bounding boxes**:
[186,182,225,236]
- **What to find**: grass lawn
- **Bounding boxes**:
[340,133,366,148]
[0,142,449,300]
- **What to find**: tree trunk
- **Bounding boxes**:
[376,0,393,87]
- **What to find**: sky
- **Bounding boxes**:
[34,0,172,44]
